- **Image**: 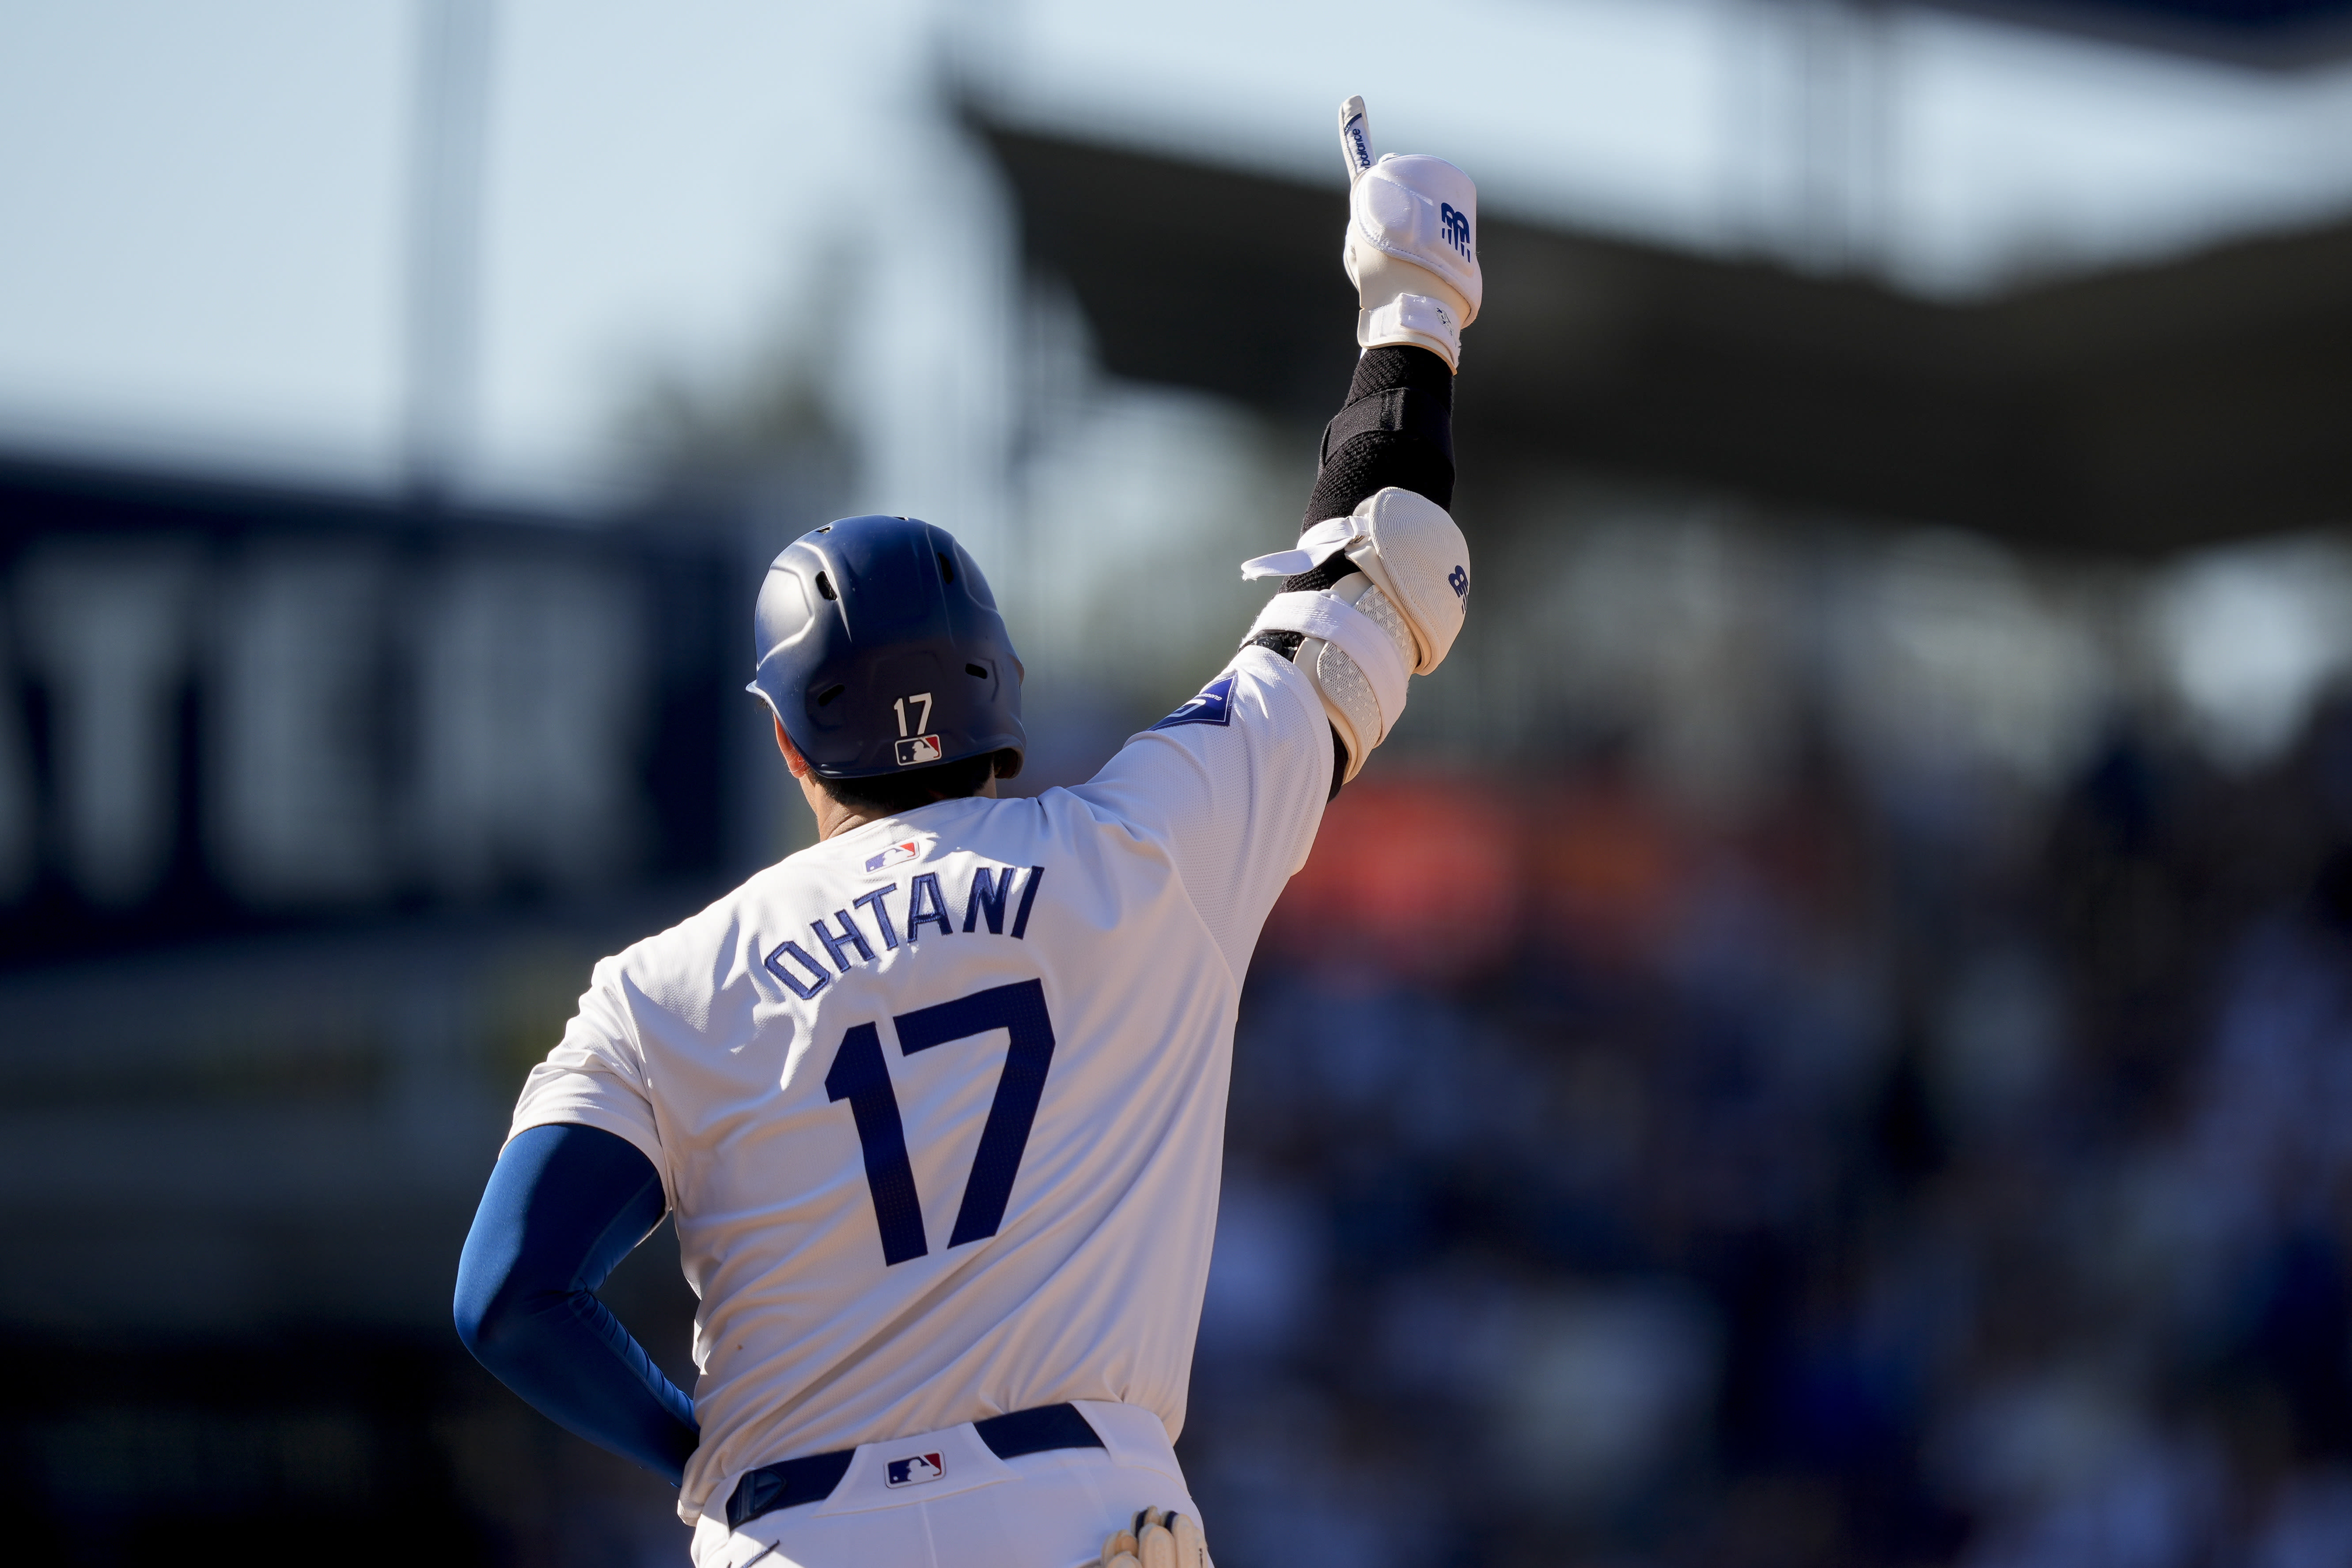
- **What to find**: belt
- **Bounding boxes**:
[725,1402,1105,1530]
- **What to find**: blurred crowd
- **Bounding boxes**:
[1178,694,2352,1568]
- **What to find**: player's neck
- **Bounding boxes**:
[803,780,879,842]
[798,772,999,843]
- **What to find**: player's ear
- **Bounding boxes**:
[774,716,812,779]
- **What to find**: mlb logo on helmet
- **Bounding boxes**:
[894,735,943,766]
[885,1452,944,1488]
[865,839,921,873]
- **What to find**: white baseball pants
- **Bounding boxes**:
[688,1402,1199,1568]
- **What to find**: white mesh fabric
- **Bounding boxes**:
[1293,579,1415,780]
[1353,579,1415,675]
[1308,639,1381,780]
[1246,588,1410,725]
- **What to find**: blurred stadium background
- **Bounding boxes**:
[8,2,2352,1564]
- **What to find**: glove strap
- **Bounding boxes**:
[1239,516,1357,581]
[1246,589,1411,730]
[1358,294,1461,370]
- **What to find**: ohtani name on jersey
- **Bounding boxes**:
[762,862,1046,1000]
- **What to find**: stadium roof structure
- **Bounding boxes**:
[1932,0,2352,66]
[983,122,2352,557]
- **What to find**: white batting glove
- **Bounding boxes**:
[1102,1507,1213,1568]
[1337,95,1481,370]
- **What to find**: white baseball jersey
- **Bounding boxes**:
[508,645,1330,1525]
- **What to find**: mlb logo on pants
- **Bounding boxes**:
[885,1452,944,1488]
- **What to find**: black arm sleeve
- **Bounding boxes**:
[1303,345,1455,525]
[1252,345,1457,793]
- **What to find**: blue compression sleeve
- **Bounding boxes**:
[454,1123,699,1484]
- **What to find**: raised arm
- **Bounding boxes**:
[1246,97,1478,794]
[1070,104,1480,970]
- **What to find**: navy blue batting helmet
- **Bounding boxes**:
[747,515,1025,781]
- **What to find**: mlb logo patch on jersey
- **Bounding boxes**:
[864,838,921,873]
[1151,674,1235,731]
[895,734,943,766]
[885,1452,944,1488]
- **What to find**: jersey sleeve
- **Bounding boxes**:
[507,957,671,1203]
[1069,644,1331,975]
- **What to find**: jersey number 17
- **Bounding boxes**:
[824,978,1056,1266]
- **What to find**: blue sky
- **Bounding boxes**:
[3,0,2349,506]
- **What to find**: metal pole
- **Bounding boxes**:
[404,0,496,505]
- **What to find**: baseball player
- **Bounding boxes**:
[453,97,1479,1568]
